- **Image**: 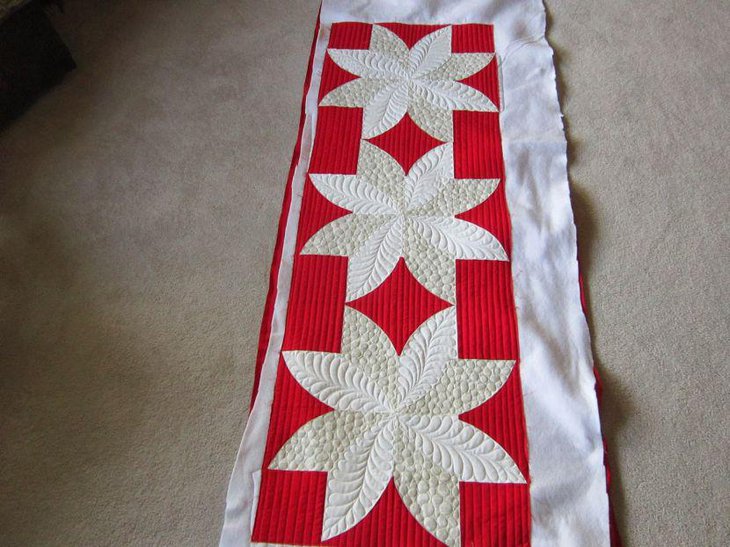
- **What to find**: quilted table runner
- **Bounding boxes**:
[221,1,616,545]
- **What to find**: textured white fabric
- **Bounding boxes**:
[220,1,610,546]
[303,142,506,303]
[270,308,523,546]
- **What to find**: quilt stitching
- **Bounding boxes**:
[250,22,529,547]
[270,308,524,546]
[321,25,497,140]
[303,141,507,303]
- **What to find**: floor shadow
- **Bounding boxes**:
[544,5,629,544]
[0,6,155,544]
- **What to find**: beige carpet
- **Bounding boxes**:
[0,1,727,545]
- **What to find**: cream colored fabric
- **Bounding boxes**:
[0,0,727,545]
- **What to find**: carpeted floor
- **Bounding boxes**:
[0,1,727,545]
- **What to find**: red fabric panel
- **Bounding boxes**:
[453,24,495,53]
[328,22,372,49]
[309,107,362,174]
[282,255,347,353]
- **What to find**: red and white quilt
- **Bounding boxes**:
[220,1,617,546]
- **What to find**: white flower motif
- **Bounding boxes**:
[321,25,497,140]
[270,308,524,546]
[303,141,507,303]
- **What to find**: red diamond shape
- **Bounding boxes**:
[367,114,445,173]
[348,259,451,354]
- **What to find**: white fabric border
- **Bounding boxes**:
[221,1,610,545]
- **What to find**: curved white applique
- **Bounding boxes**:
[321,25,497,140]
[303,142,507,302]
[270,308,524,546]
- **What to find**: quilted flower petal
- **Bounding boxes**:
[362,83,410,138]
[408,26,451,78]
[401,415,526,483]
[423,52,495,82]
[341,307,399,361]
[269,411,384,472]
[407,94,454,141]
[320,77,386,108]
[403,225,456,302]
[302,214,388,257]
[397,308,458,407]
[393,433,462,547]
[282,351,391,413]
[310,173,398,215]
[327,49,407,79]
[357,140,406,201]
[347,217,403,300]
[369,25,410,62]
[403,143,454,211]
[411,79,497,112]
[341,308,401,407]
[401,359,516,416]
[409,216,507,260]
[322,420,396,540]
[408,178,500,217]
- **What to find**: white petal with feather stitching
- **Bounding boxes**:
[304,142,507,302]
[321,25,497,140]
[270,308,524,546]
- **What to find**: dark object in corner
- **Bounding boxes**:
[0,1,75,127]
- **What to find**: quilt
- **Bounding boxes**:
[220,1,617,546]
